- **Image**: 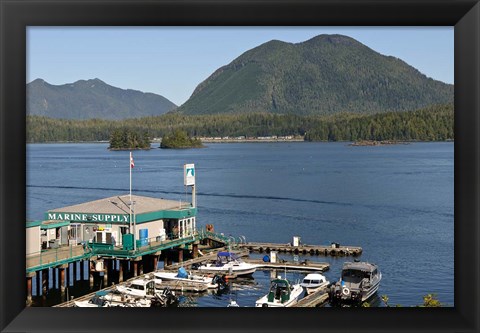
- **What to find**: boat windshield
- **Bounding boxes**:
[217,252,239,263]
[342,269,370,283]
[130,284,145,290]
[303,279,320,284]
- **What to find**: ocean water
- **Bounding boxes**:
[27,142,454,307]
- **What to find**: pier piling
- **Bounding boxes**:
[38,270,43,296]
[59,266,66,292]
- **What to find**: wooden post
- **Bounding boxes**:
[119,261,124,282]
[192,243,199,259]
[139,259,144,275]
[133,261,138,277]
[60,266,66,292]
[153,256,158,271]
[26,273,35,304]
[178,249,184,263]
[103,259,108,286]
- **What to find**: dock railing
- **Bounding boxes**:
[26,244,91,273]
[27,228,233,273]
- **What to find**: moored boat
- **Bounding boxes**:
[300,272,329,295]
[329,261,382,304]
[153,267,225,289]
[255,276,303,307]
[197,251,257,277]
[115,278,162,298]
[73,288,178,307]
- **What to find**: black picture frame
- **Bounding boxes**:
[1,0,479,332]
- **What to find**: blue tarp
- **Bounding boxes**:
[177,267,188,278]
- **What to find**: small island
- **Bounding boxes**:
[160,130,204,149]
[109,128,151,150]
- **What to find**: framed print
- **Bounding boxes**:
[1,0,479,332]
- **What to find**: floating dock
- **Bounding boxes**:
[243,258,329,272]
[164,248,250,271]
[238,242,362,256]
[292,287,330,307]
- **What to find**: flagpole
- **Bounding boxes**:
[129,151,133,249]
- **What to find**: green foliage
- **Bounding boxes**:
[304,104,454,142]
[176,34,453,116]
[420,294,443,307]
[160,130,204,149]
[26,104,453,143]
[109,128,150,150]
[374,293,443,307]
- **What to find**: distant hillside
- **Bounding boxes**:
[27,78,177,120]
[176,34,453,116]
[27,104,453,143]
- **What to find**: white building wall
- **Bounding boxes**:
[136,220,164,241]
[26,227,41,255]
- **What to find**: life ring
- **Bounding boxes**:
[342,287,350,296]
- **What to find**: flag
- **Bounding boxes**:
[130,152,135,169]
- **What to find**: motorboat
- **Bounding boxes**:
[300,272,330,295]
[153,267,224,289]
[115,278,162,299]
[227,300,240,307]
[255,276,303,307]
[197,251,257,277]
[329,261,382,304]
[74,288,178,307]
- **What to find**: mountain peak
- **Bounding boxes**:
[27,78,177,120]
[302,34,357,45]
[177,34,453,116]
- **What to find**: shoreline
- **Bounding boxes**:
[26,139,454,144]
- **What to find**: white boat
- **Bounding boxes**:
[197,251,257,277]
[73,289,178,307]
[255,276,303,307]
[153,268,222,289]
[227,300,240,307]
[300,273,329,295]
[115,278,162,299]
[329,261,382,304]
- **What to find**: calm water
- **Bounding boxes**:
[27,142,454,307]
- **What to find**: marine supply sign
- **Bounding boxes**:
[45,212,130,223]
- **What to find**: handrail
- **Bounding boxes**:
[27,228,233,273]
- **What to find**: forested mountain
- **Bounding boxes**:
[176,34,453,116]
[27,104,453,143]
[27,78,177,120]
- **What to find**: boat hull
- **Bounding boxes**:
[197,265,257,277]
[153,271,217,288]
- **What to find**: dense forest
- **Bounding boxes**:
[26,104,453,143]
[109,128,151,150]
[160,130,204,149]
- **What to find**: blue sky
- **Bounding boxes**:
[27,27,453,106]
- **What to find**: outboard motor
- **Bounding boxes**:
[163,288,179,307]
[212,274,228,290]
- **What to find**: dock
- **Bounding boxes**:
[292,287,330,307]
[243,258,329,272]
[238,242,362,256]
[54,270,211,307]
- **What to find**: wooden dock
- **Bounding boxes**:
[244,258,329,272]
[292,287,330,307]
[238,242,362,256]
